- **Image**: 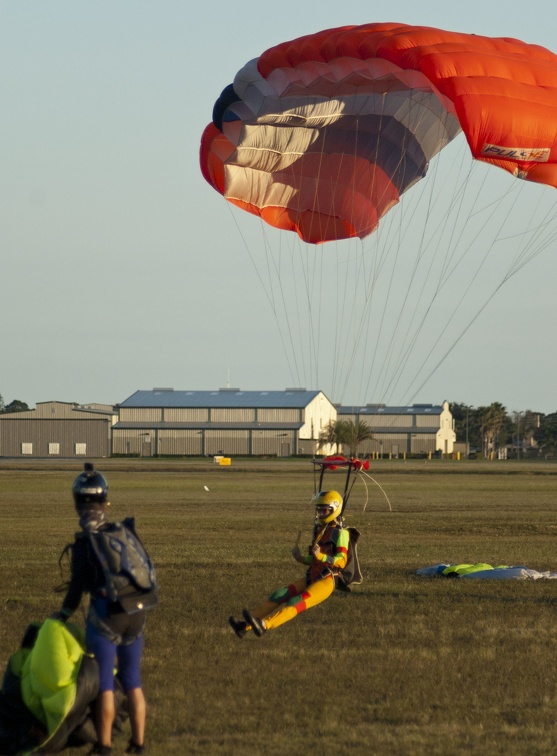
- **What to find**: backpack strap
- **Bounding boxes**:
[336,527,363,592]
[85,524,118,601]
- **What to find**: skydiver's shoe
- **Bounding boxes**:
[125,741,145,754]
[228,615,247,639]
[89,745,112,755]
[242,609,266,637]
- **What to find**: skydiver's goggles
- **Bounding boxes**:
[316,505,335,517]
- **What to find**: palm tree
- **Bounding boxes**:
[318,419,349,454]
[342,419,374,457]
[318,418,375,456]
[478,402,508,457]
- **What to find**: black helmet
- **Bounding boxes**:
[72,462,108,511]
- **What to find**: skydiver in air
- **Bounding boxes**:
[229,490,350,638]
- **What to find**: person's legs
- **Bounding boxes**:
[263,575,335,630]
[117,635,145,747]
[252,577,308,619]
[231,577,309,637]
[126,687,146,746]
[96,691,116,747]
[86,623,117,747]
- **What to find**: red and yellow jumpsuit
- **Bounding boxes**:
[249,521,349,631]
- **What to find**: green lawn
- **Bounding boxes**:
[2,459,557,754]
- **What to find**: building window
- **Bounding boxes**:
[48,443,60,456]
[21,443,33,455]
[75,443,87,455]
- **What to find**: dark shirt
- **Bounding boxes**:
[61,534,105,615]
[61,525,147,644]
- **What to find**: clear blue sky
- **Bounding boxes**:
[2,1,557,413]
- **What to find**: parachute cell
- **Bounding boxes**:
[200,23,557,244]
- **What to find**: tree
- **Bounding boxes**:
[341,420,375,457]
[450,402,475,449]
[511,410,541,457]
[317,419,374,457]
[2,399,29,413]
[470,403,513,457]
[318,420,349,454]
[450,402,486,451]
[451,402,515,456]
[0,394,3,412]
[535,413,557,451]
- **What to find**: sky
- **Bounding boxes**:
[2,0,557,414]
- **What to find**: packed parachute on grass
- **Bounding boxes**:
[0,619,127,755]
[417,563,557,580]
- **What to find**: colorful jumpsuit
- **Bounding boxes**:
[250,521,349,631]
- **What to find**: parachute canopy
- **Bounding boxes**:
[200,23,557,244]
[417,563,557,580]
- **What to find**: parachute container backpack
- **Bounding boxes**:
[337,527,363,592]
[88,517,158,614]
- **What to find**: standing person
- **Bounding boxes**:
[55,463,156,755]
[229,490,349,638]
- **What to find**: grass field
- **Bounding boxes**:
[2,458,557,754]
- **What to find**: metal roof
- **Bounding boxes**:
[365,426,439,435]
[119,389,324,409]
[113,421,303,431]
[338,404,443,416]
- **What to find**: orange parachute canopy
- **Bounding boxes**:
[200,23,557,244]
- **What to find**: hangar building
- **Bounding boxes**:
[337,401,456,456]
[0,401,117,458]
[0,392,455,458]
[112,388,337,457]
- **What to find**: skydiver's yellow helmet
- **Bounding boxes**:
[313,490,343,524]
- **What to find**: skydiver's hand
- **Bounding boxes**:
[49,611,68,622]
[311,543,322,560]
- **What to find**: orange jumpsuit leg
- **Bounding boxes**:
[262,575,335,631]
[251,577,307,621]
